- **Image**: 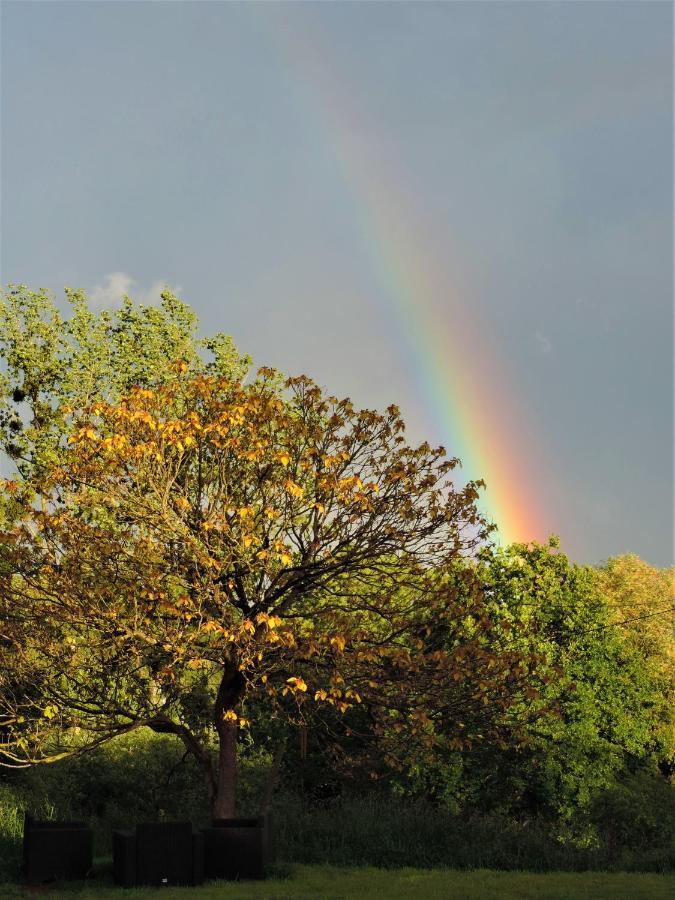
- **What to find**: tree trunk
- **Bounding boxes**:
[212,721,238,818]
[212,664,245,819]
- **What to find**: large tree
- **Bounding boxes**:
[0,364,517,816]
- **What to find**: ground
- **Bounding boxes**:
[2,864,673,899]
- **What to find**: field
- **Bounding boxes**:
[1,865,674,900]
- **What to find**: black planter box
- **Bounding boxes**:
[202,814,272,880]
[113,822,204,887]
[23,813,93,884]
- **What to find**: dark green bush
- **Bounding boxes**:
[1,731,673,880]
[272,792,674,872]
[590,771,675,867]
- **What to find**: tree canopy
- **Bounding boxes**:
[0,359,520,816]
[0,284,250,485]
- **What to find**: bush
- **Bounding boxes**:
[1,733,672,880]
[272,791,674,872]
[590,771,675,869]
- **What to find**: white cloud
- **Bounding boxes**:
[88,273,182,310]
[89,272,136,309]
[534,331,552,355]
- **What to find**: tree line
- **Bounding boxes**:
[0,286,672,838]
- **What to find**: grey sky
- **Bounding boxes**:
[1,1,672,566]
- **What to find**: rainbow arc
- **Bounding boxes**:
[252,10,547,546]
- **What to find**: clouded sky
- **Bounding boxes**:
[1,1,672,566]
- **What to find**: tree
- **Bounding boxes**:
[1,365,504,817]
[596,554,674,676]
[413,539,674,822]
[0,284,250,485]
[596,554,674,773]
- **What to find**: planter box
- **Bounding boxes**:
[23,813,93,884]
[113,822,204,887]
[202,814,272,880]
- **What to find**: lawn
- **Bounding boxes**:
[1,865,673,899]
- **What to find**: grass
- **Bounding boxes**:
[1,864,674,900]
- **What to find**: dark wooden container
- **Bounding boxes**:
[202,814,272,880]
[23,813,93,884]
[112,822,204,887]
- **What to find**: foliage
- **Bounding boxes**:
[1,287,671,866]
[390,540,673,823]
[596,554,674,767]
[0,362,511,817]
[276,793,674,873]
[590,771,675,866]
[0,284,250,487]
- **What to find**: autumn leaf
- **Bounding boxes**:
[284,479,304,499]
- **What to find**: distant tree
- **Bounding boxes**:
[596,554,674,672]
[596,554,674,772]
[0,366,518,817]
[0,284,250,486]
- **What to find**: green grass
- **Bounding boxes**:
[1,865,673,899]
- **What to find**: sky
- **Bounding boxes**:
[1,1,672,567]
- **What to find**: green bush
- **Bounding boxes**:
[1,731,672,880]
[590,772,675,868]
[272,791,674,872]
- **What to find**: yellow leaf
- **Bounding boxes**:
[223,710,238,723]
[284,479,304,499]
[286,676,308,692]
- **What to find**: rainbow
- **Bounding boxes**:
[252,10,546,546]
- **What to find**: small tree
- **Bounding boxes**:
[0,365,508,816]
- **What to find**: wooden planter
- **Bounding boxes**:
[202,814,272,880]
[113,822,204,887]
[23,813,93,884]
